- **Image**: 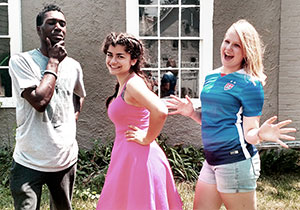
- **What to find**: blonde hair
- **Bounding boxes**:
[231,19,267,85]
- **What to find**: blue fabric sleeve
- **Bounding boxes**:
[241,81,264,117]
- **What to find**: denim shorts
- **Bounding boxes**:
[198,152,261,193]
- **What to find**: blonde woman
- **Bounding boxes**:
[167,19,296,210]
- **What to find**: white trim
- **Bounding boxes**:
[8,0,22,55]
[0,97,15,108]
[199,0,213,100]
[0,0,22,108]
[126,0,139,35]
[235,107,251,159]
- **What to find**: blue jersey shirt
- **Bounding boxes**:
[200,68,264,165]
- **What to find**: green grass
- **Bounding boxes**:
[1,173,299,210]
[256,173,300,210]
[1,139,299,209]
[177,173,300,210]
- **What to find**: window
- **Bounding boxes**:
[0,0,22,108]
[126,0,213,107]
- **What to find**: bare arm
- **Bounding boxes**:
[73,94,84,121]
[167,95,201,125]
[243,116,296,148]
[125,77,168,145]
[22,38,67,112]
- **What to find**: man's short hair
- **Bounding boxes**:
[36,4,64,27]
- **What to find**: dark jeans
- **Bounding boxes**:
[10,160,76,210]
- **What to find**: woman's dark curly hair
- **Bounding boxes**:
[102,32,145,74]
[102,32,151,107]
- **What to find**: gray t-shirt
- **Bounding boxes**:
[9,49,86,172]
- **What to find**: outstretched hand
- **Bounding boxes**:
[46,37,67,62]
[259,116,297,148]
[166,95,194,116]
[126,125,149,145]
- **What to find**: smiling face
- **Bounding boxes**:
[37,11,66,46]
[220,27,245,73]
[106,45,137,77]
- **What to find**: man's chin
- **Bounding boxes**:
[50,38,64,45]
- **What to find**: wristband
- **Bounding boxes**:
[44,70,58,79]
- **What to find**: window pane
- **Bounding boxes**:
[139,7,158,36]
[161,40,178,67]
[160,69,178,98]
[160,7,179,37]
[0,0,8,3]
[181,7,199,37]
[142,39,158,68]
[160,0,178,5]
[0,69,12,97]
[144,70,159,93]
[0,5,8,35]
[181,40,199,68]
[139,0,158,5]
[181,0,200,5]
[0,38,10,66]
[181,70,199,98]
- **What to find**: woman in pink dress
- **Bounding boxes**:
[96,32,183,210]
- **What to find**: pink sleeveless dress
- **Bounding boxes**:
[96,76,182,210]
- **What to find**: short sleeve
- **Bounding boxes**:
[9,53,40,96]
[241,81,264,117]
[73,61,86,98]
[161,73,170,84]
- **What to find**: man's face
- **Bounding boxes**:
[37,11,66,46]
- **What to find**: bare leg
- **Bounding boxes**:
[193,180,222,210]
[220,191,257,210]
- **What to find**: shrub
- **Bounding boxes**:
[74,135,205,198]
[75,139,113,199]
[260,148,300,175]
[0,146,13,187]
[1,135,299,200]
[157,134,204,182]
[74,134,205,200]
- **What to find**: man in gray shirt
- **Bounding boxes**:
[9,4,86,210]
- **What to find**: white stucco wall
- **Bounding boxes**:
[279,0,300,141]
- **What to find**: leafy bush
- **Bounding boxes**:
[73,134,205,199]
[74,135,205,199]
[0,146,13,187]
[260,148,300,175]
[75,139,113,200]
[157,134,204,182]
[1,135,299,201]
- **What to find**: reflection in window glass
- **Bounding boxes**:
[161,40,178,67]
[181,0,200,5]
[160,0,178,5]
[160,7,179,37]
[136,0,205,101]
[181,70,199,98]
[0,69,12,97]
[142,39,158,68]
[139,0,158,5]
[181,40,199,68]
[0,38,10,66]
[139,7,158,36]
[144,70,159,93]
[160,69,178,98]
[0,6,9,35]
[181,7,199,37]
